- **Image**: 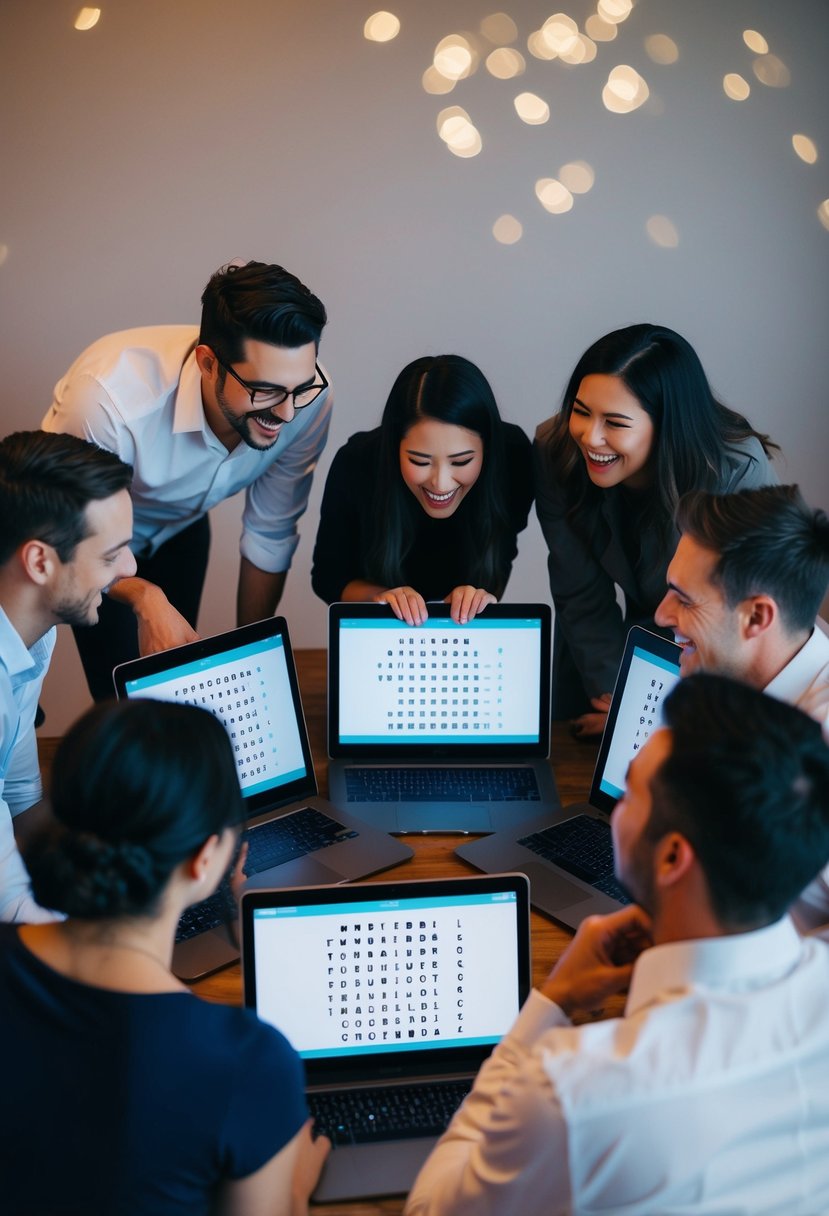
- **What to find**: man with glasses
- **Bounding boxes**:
[43,260,330,700]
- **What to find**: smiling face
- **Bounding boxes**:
[568,373,655,490]
[399,418,484,519]
[52,490,136,627]
[200,338,319,452]
[654,534,748,679]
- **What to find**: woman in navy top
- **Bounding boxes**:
[534,323,779,733]
[312,354,534,626]
[0,699,328,1216]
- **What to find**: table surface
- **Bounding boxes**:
[40,649,601,1216]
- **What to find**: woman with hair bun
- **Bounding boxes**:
[0,699,328,1216]
[535,323,779,733]
[311,354,534,625]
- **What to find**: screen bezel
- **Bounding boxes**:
[327,602,552,760]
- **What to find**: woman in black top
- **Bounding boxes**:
[312,354,534,625]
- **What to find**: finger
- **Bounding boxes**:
[377,592,406,622]
[404,590,427,625]
[470,591,496,619]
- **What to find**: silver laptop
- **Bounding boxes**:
[456,626,681,929]
[241,873,531,1202]
[327,602,558,833]
[113,617,412,980]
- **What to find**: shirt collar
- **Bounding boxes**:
[765,626,829,703]
[626,915,803,1017]
[172,344,206,435]
[0,605,44,681]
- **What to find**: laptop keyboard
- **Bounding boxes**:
[175,808,357,943]
[308,1079,472,1147]
[519,814,631,904]
[345,766,540,803]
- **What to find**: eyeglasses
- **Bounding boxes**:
[214,354,328,411]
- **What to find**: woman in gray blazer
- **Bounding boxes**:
[535,323,779,733]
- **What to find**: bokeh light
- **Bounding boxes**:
[74,7,100,30]
[602,65,650,113]
[792,134,818,164]
[585,13,618,41]
[527,29,558,60]
[743,29,769,54]
[434,34,476,81]
[541,13,579,56]
[818,200,829,232]
[535,178,574,214]
[514,92,551,124]
[481,13,518,45]
[364,11,400,42]
[422,66,455,94]
[492,214,523,243]
[646,215,679,247]
[723,73,750,101]
[559,161,595,193]
[598,0,633,25]
[486,47,526,79]
[752,54,791,88]
[437,105,482,157]
[645,34,679,65]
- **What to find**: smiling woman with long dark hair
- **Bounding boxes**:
[312,354,533,625]
[535,323,779,732]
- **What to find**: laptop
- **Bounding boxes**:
[242,872,531,1202]
[327,602,558,833]
[113,617,412,980]
[456,626,681,929]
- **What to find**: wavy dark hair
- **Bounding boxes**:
[364,355,513,595]
[540,324,777,543]
[25,700,244,919]
[199,259,327,362]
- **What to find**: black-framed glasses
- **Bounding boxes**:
[214,353,328,411]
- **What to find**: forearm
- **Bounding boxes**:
[237,557,287,625]
[341,580,388,602]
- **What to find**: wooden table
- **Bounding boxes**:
[40,649,600,1216]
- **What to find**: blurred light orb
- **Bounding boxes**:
[514,92,551,124]
[541,13,579,55]
[535,178,574,214]
[743,29,769,54]
[492,214,523,243]
[646,215,679,247]
[818,200,829,232]
[74,6,100,30]
[527,29,558,59]
[481,13,518,45]
[422,65,455,94]
[752,54,791,88]
[792,134,818,165]
[598,0,633,24]
[559,160,595,193]
[723,73,750,101]
[585,13,618,41]
[364,11,400,42]
[603,65,649,112]
[645,34,679,64]
[434,35,475,81]
[486,47,526,78]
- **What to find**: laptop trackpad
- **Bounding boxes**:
[396,806,491,833]
[521,862,594,908]
[244,856,344,890]
[314,1137,437,1202]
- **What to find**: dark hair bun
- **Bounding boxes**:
[26,828,159,918]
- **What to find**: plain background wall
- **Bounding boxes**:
[0,0,826,734]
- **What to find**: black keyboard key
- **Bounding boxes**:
[519,815,630,903]
[345,767,540,804]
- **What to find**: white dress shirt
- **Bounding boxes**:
[0,608,58,922]
[765,625,829,929]
[43,326,332,571]
[405,917,829,1216]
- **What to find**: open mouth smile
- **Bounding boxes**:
[585,448,620,468]
[422,487,460,508]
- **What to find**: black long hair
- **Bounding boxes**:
[25,700,244,919]
[364,354,514,595]
[540,323,777,541]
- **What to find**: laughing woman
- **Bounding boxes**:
[311,355,533,625]
[535,323,779,732]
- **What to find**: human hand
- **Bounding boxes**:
[375,586,428,626]
[445,586,496,624]
[571,693,612,739]
[118,579,200,655]
[291,1118,331,1215]
[539,904,653,1017]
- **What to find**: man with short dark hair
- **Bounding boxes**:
[654,483,829,925]
[43,260,331,699]
[0,431,136,920]
[406,676,829,1215]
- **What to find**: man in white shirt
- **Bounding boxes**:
[43,260,331,699]
[654,483,829,927]
[0,431,136,921]
[406,675,829,1216]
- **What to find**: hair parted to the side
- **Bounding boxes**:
[0,431,133,567]
[25,699,245,919]
[199,260,327,363]
[675,485,829,636]
[540,323,778,541]
[646,674,829,929]
[365,354,513,595]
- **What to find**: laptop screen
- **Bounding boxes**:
[113,618,315,814]
[243,875,531,1079]
[328,603,552,758]
[590,627,682,811]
